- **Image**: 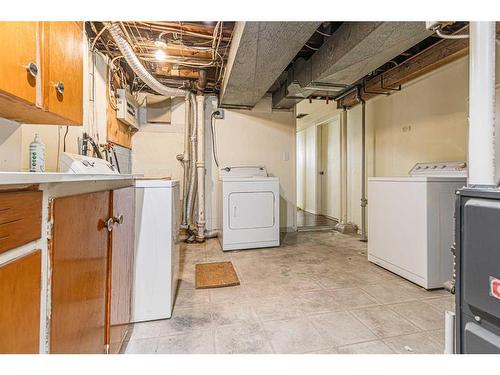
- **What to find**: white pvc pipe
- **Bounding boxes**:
[340,108,348,224]
[186,93,198,226]
[444,310,456,354]
[196,95,206,241]
[468,22,496,186]
[181,93,191,228]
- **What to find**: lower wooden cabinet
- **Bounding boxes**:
[50,191,110,354]
[108,187,135,354]
[0,251,41,354]
[50,188,134,354]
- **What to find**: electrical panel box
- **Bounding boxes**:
[116,89,139,130]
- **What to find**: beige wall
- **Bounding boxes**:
[132,96,187,183]
[205,95,297,231]
[371,58,468,177]
[296,56,481,230]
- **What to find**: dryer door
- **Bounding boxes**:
[229,191,275,229]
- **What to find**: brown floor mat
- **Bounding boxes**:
[195,261,240,289]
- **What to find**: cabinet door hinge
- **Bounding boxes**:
[46,220,53,240]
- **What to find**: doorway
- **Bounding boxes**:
[296,116,340,230]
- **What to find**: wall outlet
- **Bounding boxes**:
[213,109,225,119]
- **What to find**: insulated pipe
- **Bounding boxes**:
[195,95,206,242]
[186,93,198,226]
[181,93,191,228]
[360,97,368,242]
[468,22,496,186]
[340,108,348,224]
[108,23,186,97]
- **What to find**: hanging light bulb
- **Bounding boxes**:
[154,36,167,49]
[155,49,167,61]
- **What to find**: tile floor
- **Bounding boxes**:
[121,231,453,354]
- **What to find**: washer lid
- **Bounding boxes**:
[219,166,267,178]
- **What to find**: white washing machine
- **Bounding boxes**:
[368,161,467,289]
[132,178,180,322]
[217,166,280,251]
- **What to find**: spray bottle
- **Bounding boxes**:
[29,133,45,172]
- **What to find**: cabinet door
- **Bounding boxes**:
[108,187,135,354]
[0,22,38,104]
[42,22,83,125]
[0,251,41,354]
[51,191,110,354]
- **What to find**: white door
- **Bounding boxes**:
[296,130,307,210]
[305,125,320,214]
[320,118,341,220]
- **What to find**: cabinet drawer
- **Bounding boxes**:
[0,191,42,254]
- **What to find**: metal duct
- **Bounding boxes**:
[108,23,186,97]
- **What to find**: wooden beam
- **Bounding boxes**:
[337,32,469,108]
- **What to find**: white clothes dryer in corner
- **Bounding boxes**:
[217,166,280,251]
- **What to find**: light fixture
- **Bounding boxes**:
[154,36,167,49]
[154,49,167,61]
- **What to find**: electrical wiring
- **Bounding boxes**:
[91,21,233,96]
[315,29,331,37]
[436,28,469,40]
[56,126,61,171]
[63,126,69,152]
[304,43,319,51]
[90,23,109,51]
[210,112,220,168]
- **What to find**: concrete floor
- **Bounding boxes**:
[122,231,453,354]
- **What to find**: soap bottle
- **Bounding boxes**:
[29,133,45,172]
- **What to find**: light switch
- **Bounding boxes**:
[283,151,290,161]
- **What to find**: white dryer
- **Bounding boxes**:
[217,166,280,251]
[368,161,467,289]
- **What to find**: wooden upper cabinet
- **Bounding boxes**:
[0,21,83,125]
[0,22,38,105]
[42,22,83,125]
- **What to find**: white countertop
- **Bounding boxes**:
[0,172,138,185]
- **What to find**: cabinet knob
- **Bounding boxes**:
[104,217,114,232]
[55,81,65,95]
[113,214,124,225]
[26,62,38,77]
